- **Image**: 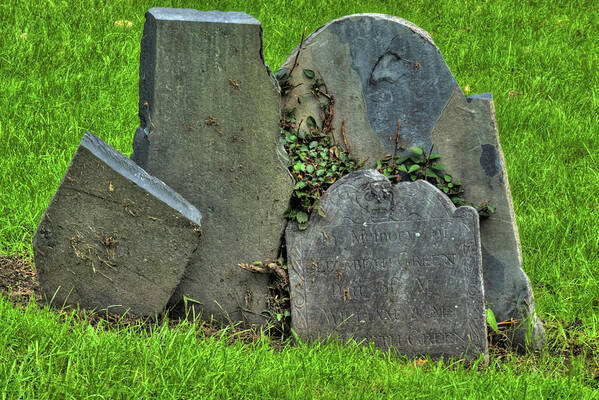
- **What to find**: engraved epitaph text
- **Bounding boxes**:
[286,170,487,360]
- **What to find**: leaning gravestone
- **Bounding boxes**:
[287,170,487,360]
[131,8,294,325]
[431,92,544,348]
[278,13,543,348]
[33,132,202,317]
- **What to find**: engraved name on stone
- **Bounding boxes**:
[286,170,487,360]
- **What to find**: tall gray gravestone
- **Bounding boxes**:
[33,132,202,317]
[278,13,543,348]
[286,170,487,361]
[131,8,294,325]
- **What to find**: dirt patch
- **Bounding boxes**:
[0,256,42,306]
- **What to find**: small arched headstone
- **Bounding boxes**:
[286,170,488,361]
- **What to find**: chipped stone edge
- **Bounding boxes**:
[82,131,202,227]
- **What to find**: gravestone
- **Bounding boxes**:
[278,13,543,348]
[286,170,487,360]
[33,132,202,317]
[431,92,544,348]
[131,8,294,325]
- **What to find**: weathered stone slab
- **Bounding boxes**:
[131,8,294,325]
[279,13,544,348]
[286,170,487,360]
[33,132,202,317]
[431,91,545,348]
[278,13,457,162]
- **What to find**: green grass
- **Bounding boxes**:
[1,0,598,398]
[1,296,597,399]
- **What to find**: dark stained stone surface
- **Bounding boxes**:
[278,13,458,163]
[131,8,294,326]
[431,89,545,348]
[33,132,202,317]
[286,170,487,360]
[279,13,543,349]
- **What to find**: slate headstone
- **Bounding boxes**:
[278,13,455,162]
[131,8,294,325]
[278,13,543,348]
[431,92,545,348]
[33,132,202,317]
[286,170,487,360]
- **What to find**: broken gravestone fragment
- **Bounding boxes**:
[431,92,545,348]
[33,132,202,317]
[286,170,487,361]
[131,8,293,325]
[278,13,543,349]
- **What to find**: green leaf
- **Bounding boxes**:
[428,152,441,160]
[444,175,452,183]
[409,146,423,155]
[306,164,315,174]
[408,164,420,174]
[294,181,307,190]
[442,187,449,193]
[398,164,408,173]
[309,140,318,149]
[488,205,496,213]
[306,116,317,129]
[451,196,466,205]
[448,183,453,188]
[293,162,305,172]
[486,308,499,333]
[252,261,263,266]
[303,69,315,79]
[431,163,446,171]
[409,155,425,163]
[316,169,325,176]
[296,211,309,223]
[395,155,410,164]
[425,170,439,180]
